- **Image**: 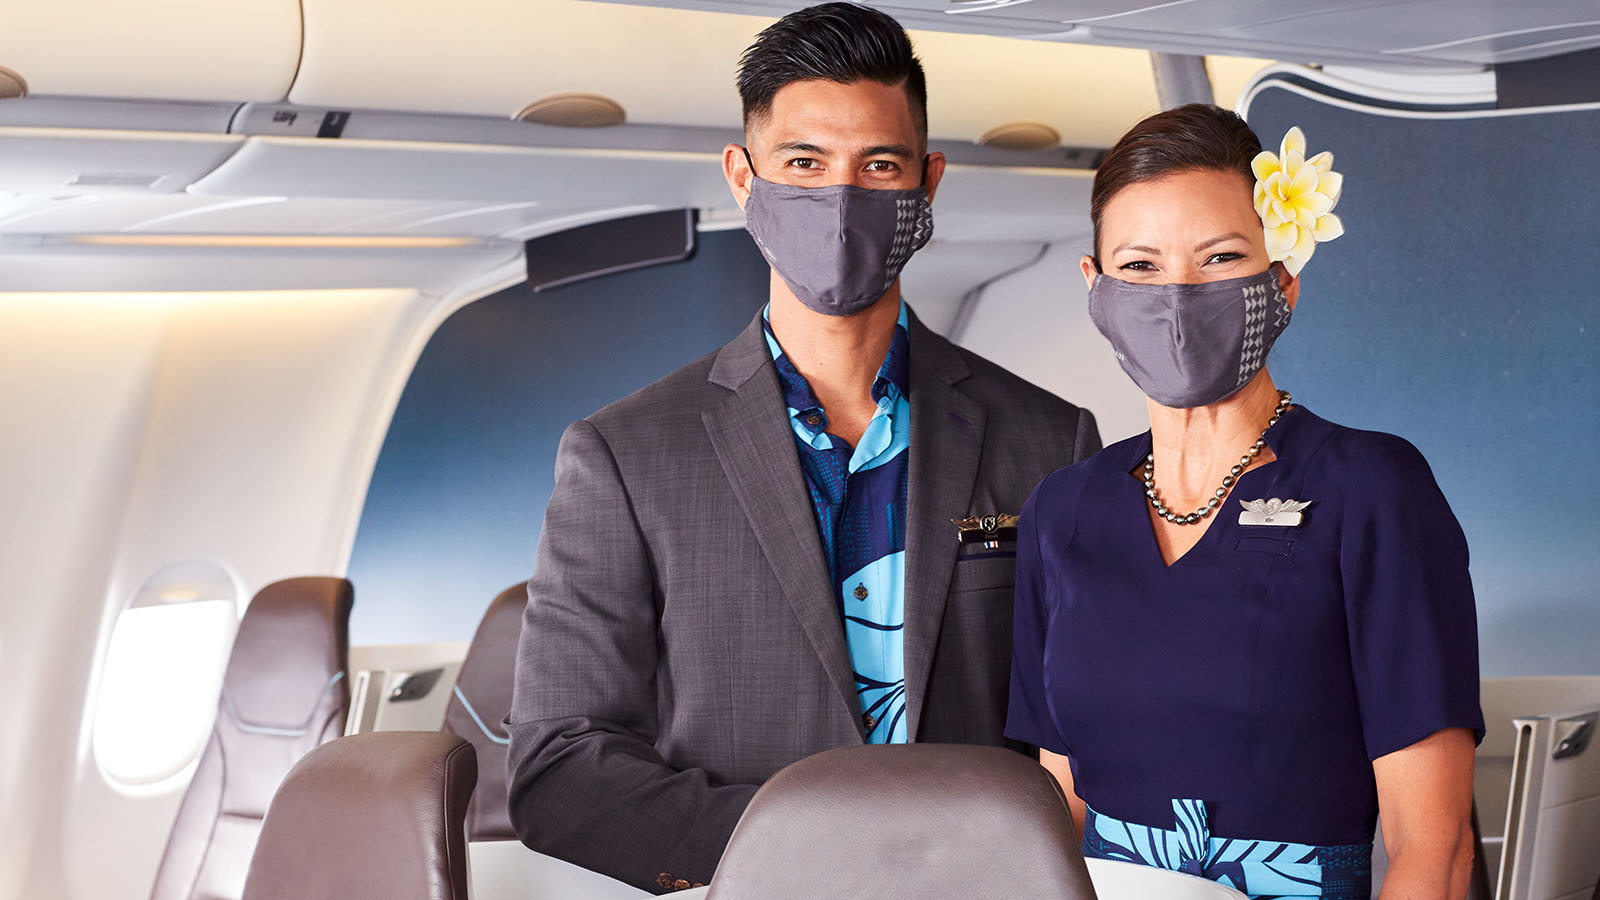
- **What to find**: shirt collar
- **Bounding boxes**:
[762,303,911,421]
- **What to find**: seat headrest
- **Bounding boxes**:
[223,577,353,733]
[441,581,525,841]
[707,744,1097,900]
[242,731,477,900]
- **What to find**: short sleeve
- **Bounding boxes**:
[1339,435,1485,761]
[1006,474,1072,756]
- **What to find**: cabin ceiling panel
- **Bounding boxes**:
[0,128,242,196]
[0,0,301,100]
[0,244,521,293]
[190,137,740,208]
[288,0,1170,147]
[931,164,1093,242]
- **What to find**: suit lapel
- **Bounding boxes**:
[902,314,985,741]
[703,316,860,718]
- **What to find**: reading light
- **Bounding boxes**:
[514,93,626,128]
[976,122,1062,152]
[0,66,26,100]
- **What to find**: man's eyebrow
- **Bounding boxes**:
[772,141,827,154]
[1195,233,1248,252]
[861,144,916,159]
[1112,242,1162,256]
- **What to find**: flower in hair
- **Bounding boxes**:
[1252,127,1344,276]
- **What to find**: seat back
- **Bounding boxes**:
[151,576,353,900]
[241,731,477,900]
[441,582,525,840]
[706,744,1098,900]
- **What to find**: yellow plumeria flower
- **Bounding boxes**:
[1252,126,1344,276]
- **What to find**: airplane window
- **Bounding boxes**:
[92,559,243,787]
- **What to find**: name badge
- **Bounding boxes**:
[1239,498,1311,527]
[952,514,1018,546]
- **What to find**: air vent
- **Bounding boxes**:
[513,93,626,128]
[0,65,26,99]
[976,122,1061,152]
[66,173,165,188]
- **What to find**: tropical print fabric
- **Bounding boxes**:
[763,303,910,743]
[1083,799,1372,900]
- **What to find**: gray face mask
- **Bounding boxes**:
[1087,267,1292,409]
[742,168,933,317]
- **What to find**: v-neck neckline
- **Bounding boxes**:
[1127,462,1278,569]
[1123,406,1302,570]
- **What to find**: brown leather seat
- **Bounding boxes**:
[440,581,525,840]
[241,731,477,900]
[707,744,1098,900]
[151,577,354,900]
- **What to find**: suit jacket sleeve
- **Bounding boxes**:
[506,419,758,893]
[1073,406,1102,462]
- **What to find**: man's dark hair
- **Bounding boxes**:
[1090,103,1263,258]
[737,2,927,136]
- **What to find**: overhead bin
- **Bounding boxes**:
[0,0,301,101]
[290,0,1184,147]
[575,0,1600,69]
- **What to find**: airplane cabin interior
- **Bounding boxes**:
[1,1,1597,898]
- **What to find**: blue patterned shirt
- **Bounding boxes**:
[762,304,910,743]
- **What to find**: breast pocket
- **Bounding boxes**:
[949,549,1017,593]
[1235,535,1296,557]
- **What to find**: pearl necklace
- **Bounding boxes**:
[1144,390,1293,526]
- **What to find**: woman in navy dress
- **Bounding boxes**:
[1006,104,1483,900]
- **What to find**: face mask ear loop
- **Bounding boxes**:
[741,146,760,180]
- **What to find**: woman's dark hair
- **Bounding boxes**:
[737,2,927,136]
[1090,103,1263,258]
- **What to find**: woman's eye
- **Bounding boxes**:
[1118,260,1156,272]
[1205,252,1244,265]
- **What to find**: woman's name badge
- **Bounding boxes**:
[1239,498,1311,526]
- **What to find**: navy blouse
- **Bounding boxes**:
[1006,405,1484,846]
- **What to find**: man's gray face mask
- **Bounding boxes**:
[1087,267,1292,409]
[742,159,933,317]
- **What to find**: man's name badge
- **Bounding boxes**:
[952,514,1018,546]
[1238,498,1311,527]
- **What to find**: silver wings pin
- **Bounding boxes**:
[1238,498,1311,526]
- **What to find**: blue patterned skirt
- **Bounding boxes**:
[1082,799,1372,900]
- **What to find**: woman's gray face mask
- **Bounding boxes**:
[1087,267,1292,409]
[742,160,934,317]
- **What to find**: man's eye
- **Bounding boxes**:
[865,160,899,172]
[1118,260,1155,271]
[785,158,819,170]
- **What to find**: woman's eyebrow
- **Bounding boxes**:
[1194,233,1248,252]
[1112,242,1161,255]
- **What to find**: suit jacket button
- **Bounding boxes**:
[863,712,876,731]
[657,873,674,889]
[853,584,868,601]
[673,879,692,891]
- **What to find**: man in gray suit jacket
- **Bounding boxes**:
[506,3,1100,893]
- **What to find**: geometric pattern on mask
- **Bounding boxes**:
[1237,279,1288,389]
[881,197,934,293]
